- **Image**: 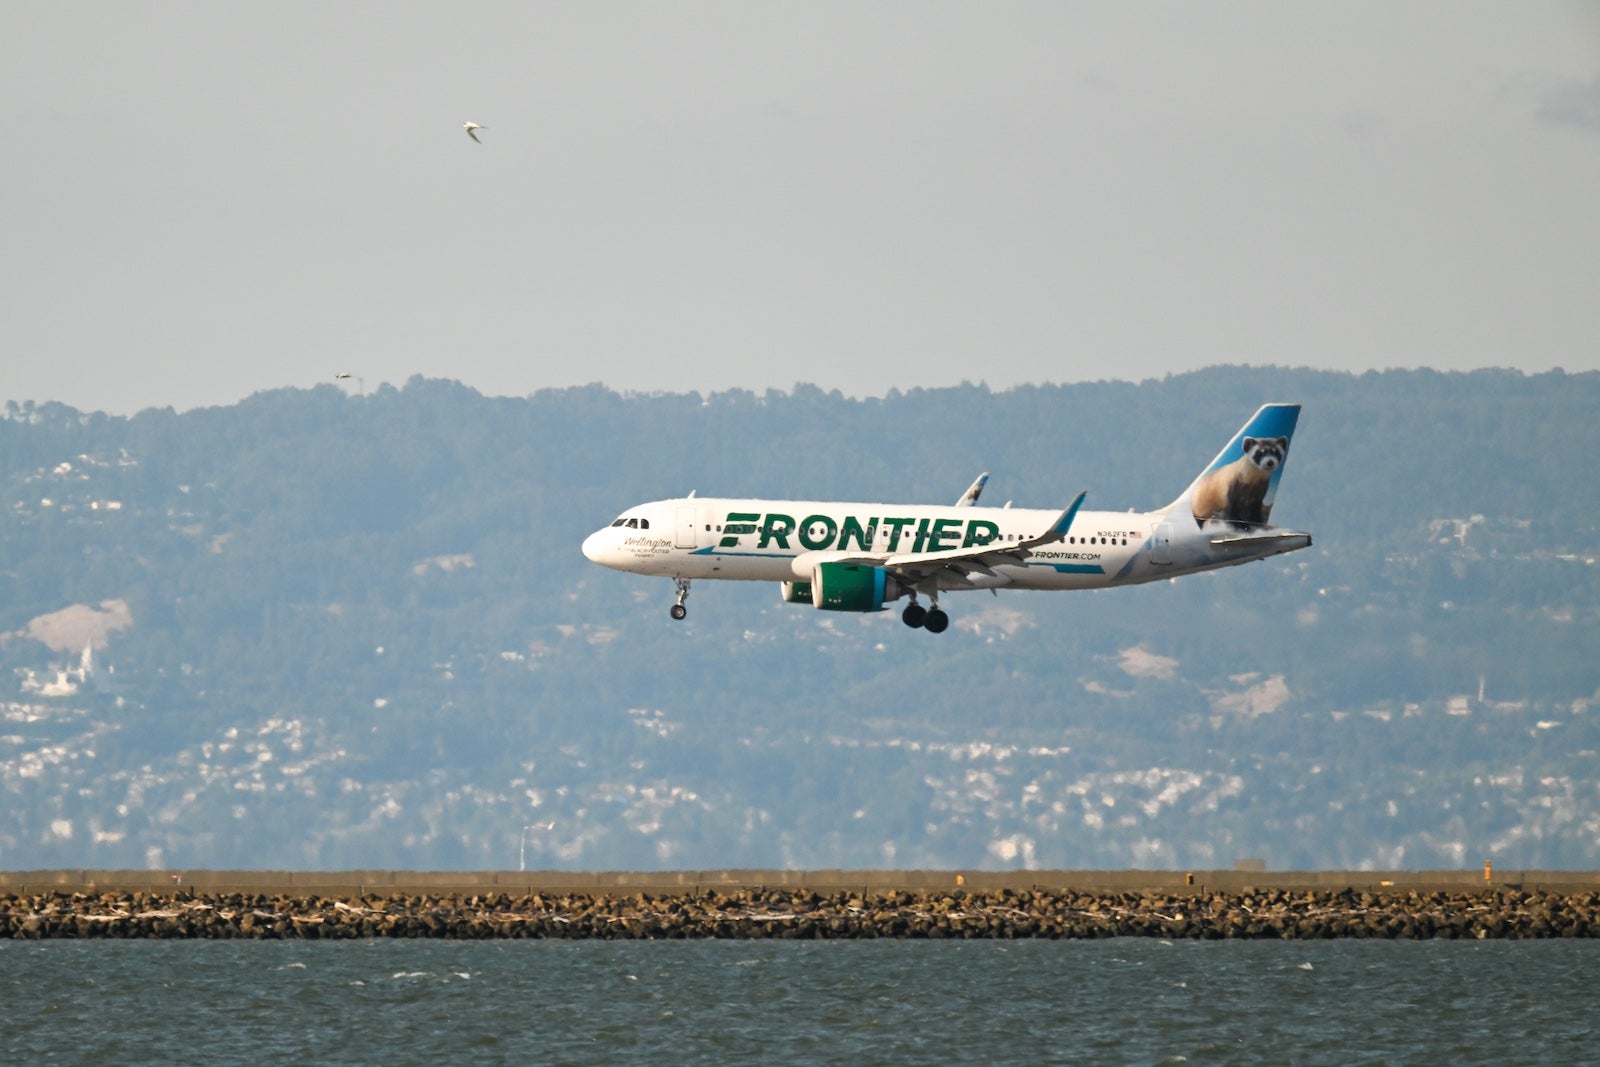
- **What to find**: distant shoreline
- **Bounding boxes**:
[5,869,1600,940]
[6,882,1599,941]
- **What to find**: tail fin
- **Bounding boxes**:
[1163,403,1301,528]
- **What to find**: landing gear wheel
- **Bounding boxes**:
[923,608,949,634]
[902,602,927,629]
[669,603,687,621]
[670,577,691,621]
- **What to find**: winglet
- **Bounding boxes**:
[1025,490,1087,548]
[955,472,989,507]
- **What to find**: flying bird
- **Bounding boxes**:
[463,121,486,143]
[335,372,351,380]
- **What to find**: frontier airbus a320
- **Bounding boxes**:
[583,404,1311,634]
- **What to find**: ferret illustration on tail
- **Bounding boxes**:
[1189,435,1288,526]
[1165,405,1300,529]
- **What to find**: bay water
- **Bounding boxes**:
[3,938,1596,1064]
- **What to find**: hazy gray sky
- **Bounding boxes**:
[5,1,1598,415]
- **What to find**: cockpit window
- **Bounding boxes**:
[611,518,625,527]
[639,518,650,530]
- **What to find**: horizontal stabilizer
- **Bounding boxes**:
[1210,530,1313,550]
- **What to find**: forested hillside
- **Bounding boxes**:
[2,367,1597,871]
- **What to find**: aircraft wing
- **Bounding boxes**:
[833,491,1087,587]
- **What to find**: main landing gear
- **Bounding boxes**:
[669,577,691,620]
[901,596,949,634]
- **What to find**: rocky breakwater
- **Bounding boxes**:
[4,887,1599,940]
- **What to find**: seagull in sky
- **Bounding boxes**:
[464,121,486,143]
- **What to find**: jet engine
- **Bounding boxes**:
[779,581,813,604]
[809,561,902,611]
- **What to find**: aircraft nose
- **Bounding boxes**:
[581,529,607,564]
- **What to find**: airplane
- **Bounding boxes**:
[581,403,1310,633]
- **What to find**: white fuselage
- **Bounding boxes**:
[581,496,1308,595]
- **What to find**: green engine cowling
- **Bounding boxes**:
[779,581,813,604]
[809,561,900,611]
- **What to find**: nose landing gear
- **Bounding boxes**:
[669,578,691,620]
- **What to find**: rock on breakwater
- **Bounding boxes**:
[4,886,1600,940]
